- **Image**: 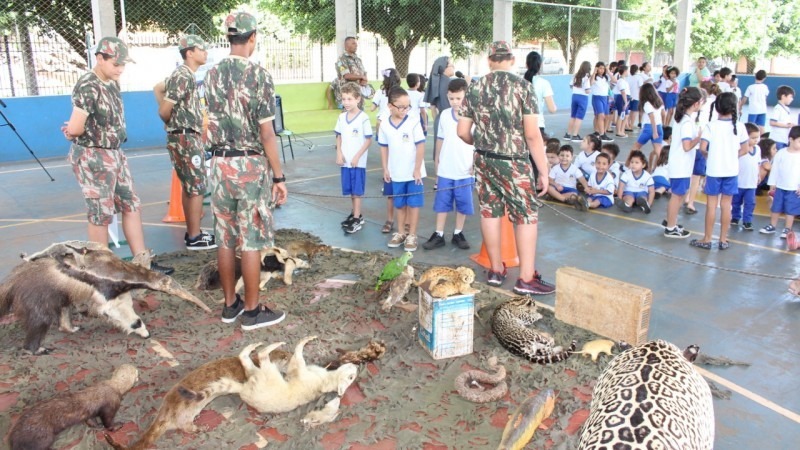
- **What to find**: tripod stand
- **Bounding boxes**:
[0,99,55,181]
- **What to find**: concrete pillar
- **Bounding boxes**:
[598,0,617,63]
[335,0,358,55]
[673,0,693,72]
[91,0,116,41]
[493,0,513,43]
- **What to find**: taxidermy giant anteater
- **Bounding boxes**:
[0,241,210,355]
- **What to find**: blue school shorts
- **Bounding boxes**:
[629,99,640,113]
[623,190,649,199]
[590,195,613,208]
[704,175,738,196]
[637,124,664,145]
[658,91,668,106]
[561,186,579,194]
[670,177,691,195]
[433,176,474,215]
[382,180,393,196]
[592,95,609,115]
[748,113,766,126]
[571,94,589,119]
[341,167,366,196]
[614,94,627,115]
[392,180,424,209]
[653,175,670,191]
[693,151,706,176]
[665,92,678,109]
[771,188,800,215]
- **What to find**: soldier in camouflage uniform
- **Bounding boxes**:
[457,41,554,296]
[332,37,372,107]
[154,34,217,251]
[205,12,288,330]
[62,36,173,275]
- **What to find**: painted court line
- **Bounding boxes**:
[487,286,800,425]
[0,151,167,175]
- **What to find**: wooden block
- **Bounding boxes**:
[555,267,652,345]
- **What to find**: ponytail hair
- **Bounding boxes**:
[381,68,401,96]
[573,61,592,87]
[674,87,703,123]
[524,51,543,83]
[758,138,776,159]
[715,92,739,135]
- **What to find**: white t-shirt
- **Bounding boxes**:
[738,147,760,189]
[743,83,769,115]
[731,86,742,103]
[551,163,584,189]
[334,110,373,168]
[613,77,629,96]
[609,161,625,180]
[770,104,793,144]
[652,164,669,181]
[640,71,654,85]
[372,89,391,119]
[590,76,609,96]
[571,75,591,96]
[670,116,699,179]
[574,150,599,175]
[768,149,800,190]
[643,102,663,126]
[718,81,732,93]
[436,108,474,180]
[407,90,428,125]
[656,76,671,93]
[627,74,642,100]
[589,171,616,203]
[530,76,554,128]
[619,170,654,193]
[702,119,748,177]
[378,115,427,182]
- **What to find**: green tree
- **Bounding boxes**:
[767,0,800,57]
[261,0,493,76]
[2,0,241,62]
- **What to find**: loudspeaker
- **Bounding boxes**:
[273,94,285,134]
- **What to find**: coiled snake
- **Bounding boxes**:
[454,356,508,403]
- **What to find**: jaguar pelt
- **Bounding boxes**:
[418,266,479,298]
[578,340,714,450]
[491,297,576,364]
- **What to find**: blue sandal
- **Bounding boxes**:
[718,241,730,250]
[690,239,712,250]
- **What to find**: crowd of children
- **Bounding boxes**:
[334,59,797,253]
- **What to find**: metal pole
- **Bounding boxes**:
[119,0,127,37]
[320,41,324,82]
[4,35,15,97]
[567,7,572,71]
[358,0,362,34]
[651,23,656,63]
[440,0,445,51]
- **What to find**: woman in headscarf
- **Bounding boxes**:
[523,51,557,139]
[425,56,456,146]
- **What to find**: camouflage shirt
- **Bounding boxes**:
[71,71,126,149]
[205,56,275,153]
[335,51,367,82]
[462,70,539,157]
[165,64,203,132]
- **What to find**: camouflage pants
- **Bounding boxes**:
[474,154,540,225]
[68,144,141,226]
[167,133,206,196]
[209,155,274,251]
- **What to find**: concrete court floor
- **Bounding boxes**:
[1,109,799,449]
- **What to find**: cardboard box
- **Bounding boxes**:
[417,287,474,360]
[555,266,652,345]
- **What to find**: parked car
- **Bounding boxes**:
[517,56,567,77]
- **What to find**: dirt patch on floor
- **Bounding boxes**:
[0,229,613,449]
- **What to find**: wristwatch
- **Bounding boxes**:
[272,175,286,183]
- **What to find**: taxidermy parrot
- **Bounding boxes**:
[375,251,413,290]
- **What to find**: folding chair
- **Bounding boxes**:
[273,94,294,163]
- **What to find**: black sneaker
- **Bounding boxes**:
[186,231,217,250]
[486,266,507,287]
[571,134,582,142]
[341,213,354,228]
[150,261,175,276]
[513,272,556,295]
[615,198,633,213]
[600,134,614,142]
[661,219,684,229]
[664,227,691,239]
[451,232,470,249]
[563,132,571,140]
[221,294,244,323]
[344,217,363,234]
[422,232,446,250]
[742,222,754,231]
[730,218,739,226]
[241,304,286,330]
[635,197,651,214]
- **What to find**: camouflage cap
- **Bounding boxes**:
[225,12,257,36]
[179,34,206,51]
[95,36,135,64]
[488,41,512,57]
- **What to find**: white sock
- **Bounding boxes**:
[435,230,444,237]
[453,229,462,235]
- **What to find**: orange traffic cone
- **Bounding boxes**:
[787,230,798,251]
[470,215,520,269]
[162,170,186,223]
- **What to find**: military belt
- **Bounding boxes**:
[474,149,528,161]
[211,149,262,157]
[167,128,200,135]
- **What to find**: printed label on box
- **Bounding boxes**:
[418,288,474,360]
